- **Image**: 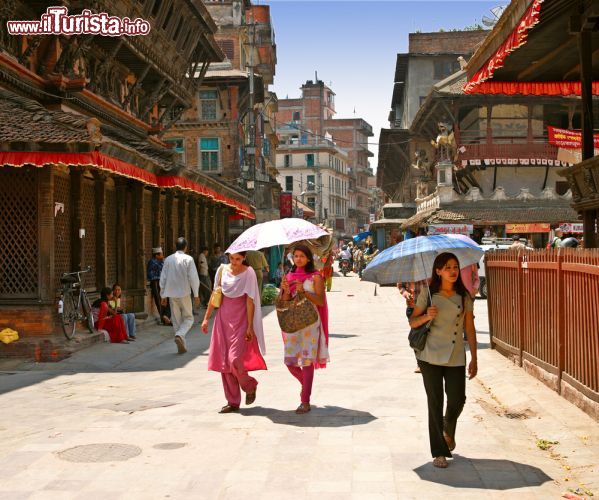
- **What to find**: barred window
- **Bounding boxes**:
[200,138,220,171]
[200,90,218,121]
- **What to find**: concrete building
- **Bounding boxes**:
[277,80,374,236]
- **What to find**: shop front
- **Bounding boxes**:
[505,223,550,248]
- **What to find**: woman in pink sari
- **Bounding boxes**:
[280,244,329,414]
[201,252,267,413]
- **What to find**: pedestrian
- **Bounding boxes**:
[198,246,212,308]
[209,244,229,286]
[110,284,137,340]
[147,247,171,326]
[459,263,480,299]
[321,252,334,292]
[409,252,477,469]
[92,287,130,343]
[280,244,329,414]
[548,228,563,249]
[398,279,429,373]
[160,237,200,354]
[201,252,266,413]
[510,235,526,249]
[245,250,269,302]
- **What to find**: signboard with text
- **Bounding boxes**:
[428,224,473,235]
[505,223,550,234]
[548,126,599,149]
[559,223,583,234]
[279,192,292,218]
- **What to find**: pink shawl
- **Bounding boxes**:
[286,266,329,347]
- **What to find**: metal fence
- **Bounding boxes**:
[486,248,599,410]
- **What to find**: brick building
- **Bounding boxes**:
[0,0,253,359]
[165,0,280,229]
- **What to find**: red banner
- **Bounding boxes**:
[506,223,550,234]
[279,192,292,218]
[548,126,599,149]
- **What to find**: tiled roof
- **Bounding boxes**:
[402,204,579,228]
[0,88,90,144]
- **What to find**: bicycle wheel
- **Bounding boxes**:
[60,291,78,340]
[81,293,94,333]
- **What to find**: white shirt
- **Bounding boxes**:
[198,253,209,276]
[159,251,200,298]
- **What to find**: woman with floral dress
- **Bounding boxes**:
[280,244,329,414]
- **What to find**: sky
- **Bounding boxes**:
[266,0,501,172]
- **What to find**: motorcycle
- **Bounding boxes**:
[340,259,351,276]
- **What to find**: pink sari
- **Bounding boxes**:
[286,266,329,368]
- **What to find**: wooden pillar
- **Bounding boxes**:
[198,199,207,246]
[578,29,594,161]
[133,184,146,311]
[70,168,84,271]
[115,179,128,286]
[38,166,54,302]
[189,197,198,255]
[165,191,174,254]
[485,104,492,145]
[94,172,107,290]
[151,188,160,247]
[178,194,187,240]
[207,202,216,248]
[223,208,231,247]
[583,209,597,249]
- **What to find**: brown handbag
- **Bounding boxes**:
[275,291,319,333]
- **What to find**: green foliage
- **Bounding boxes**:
[261,284,278,306]
[536,439,559,451]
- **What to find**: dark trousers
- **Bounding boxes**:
[150,280,170,321]
[417,360,466,458]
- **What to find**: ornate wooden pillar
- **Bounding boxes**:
[70,167,84,272]
[38,166,54,302]
[94,172,107,290]
[115,179,128,286]
[178,194,187,240]
[223,208,231,248]
[165,191,174,254]
[189,197,197,255]
[151,188,161,247]
[198,199,207,246]
[133,184,146,310]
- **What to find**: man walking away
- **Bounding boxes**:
[246,250,269,302]
[160,237,200,354]
[198,246,212,308]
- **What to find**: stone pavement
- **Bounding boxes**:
[0,273,597,500]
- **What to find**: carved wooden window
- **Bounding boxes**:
[0,168,38,299]
[199,90,218,121]
[54,172,72,292]
[217,39,235,61]
[199,138,220,171]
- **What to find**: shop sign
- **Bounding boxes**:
[279,192,292,218]
[428,224,473,235]
[559,223,583,234]
[548,126,599,149]
[505,223,550,233]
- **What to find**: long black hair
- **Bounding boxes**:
[290,244,316,273]
[429,252,468,298]
[92,286,112,308]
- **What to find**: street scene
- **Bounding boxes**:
[0,0,598,499]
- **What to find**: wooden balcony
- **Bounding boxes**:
[458,135,559,162]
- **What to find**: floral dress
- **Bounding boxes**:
[282,277,329,367]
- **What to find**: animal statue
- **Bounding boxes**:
[431,121,457,163]
[412,149,434,180]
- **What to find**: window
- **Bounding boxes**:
[307,175,315,191]
[306,154,315,167]
[200,138,219,171]
[165,138,185,164]
[200,90,218,120]
[307,197,316,210]
[292,111,301,121]
[263,138,270,157]
[285,176,293,192]
[300,134,308,145]
[433,59,461,80]
[284,154,292,167]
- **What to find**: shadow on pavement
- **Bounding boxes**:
[413,455,552,489]
[243,405,377,427]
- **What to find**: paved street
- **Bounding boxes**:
[0,273,597,500]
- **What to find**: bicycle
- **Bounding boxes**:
[58,266,94,340]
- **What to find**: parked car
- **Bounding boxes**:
[477,238,522,299]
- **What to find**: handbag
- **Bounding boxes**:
[408,294,432,351]
[276,291,319,333]
[209,266,223,308]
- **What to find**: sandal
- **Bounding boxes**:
[295,403,311,414]
[218,404,239,414]
[245,389,256,405]
[433,456,448,468]
[443,432,456,451]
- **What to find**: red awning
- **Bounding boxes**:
[464,0,544,93]
[468,80,599,96]
[0,151,254,219]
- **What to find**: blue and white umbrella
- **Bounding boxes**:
[362,234,483,285]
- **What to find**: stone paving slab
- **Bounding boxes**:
[0,273,597,499]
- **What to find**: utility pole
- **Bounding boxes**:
[317,70,324,224]
[247,14,256,208]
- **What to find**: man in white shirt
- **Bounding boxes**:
[198,246,211,308]
[160,237,200,354]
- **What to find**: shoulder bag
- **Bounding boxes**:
[276,289,319,333]
[209,266,223,308]
[408,294,432,351]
